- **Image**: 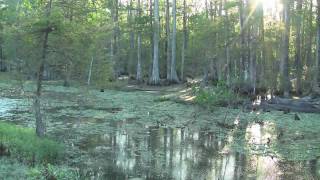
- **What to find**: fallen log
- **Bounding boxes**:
[260,97,320,113]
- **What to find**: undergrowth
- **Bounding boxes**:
[193,81,242,108]
[0,122,62,164]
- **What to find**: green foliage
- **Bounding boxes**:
[193,81,241,108]
[0,158,80,180]
[28,164,80,180]
[0,122,63,164]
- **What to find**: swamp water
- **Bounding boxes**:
[0,86,319,180]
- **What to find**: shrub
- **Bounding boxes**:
[193,81,242,108]
[0,122,63,164]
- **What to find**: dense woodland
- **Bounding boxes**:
[1,0,320,179]
[0,0,319,93]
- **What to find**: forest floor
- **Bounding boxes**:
[0,78,320,179]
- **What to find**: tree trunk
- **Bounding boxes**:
[149,0,160,85]
[136,0,142,82]
[87,56,94,85]
[249,25,257,95]
[34,0,53,137]
[170,0,179,83]
[281,0,291,97]
[128,0,135,75]
[149,0,154,77]
[306,0,313,90]
[238,0,246,81]
[0,44,4,72]
[314,0,320,92]
[224,0,230,86]
[181,0,187,82]
[295,0,302,94]
[165,0,171,80]
[258,2,266,89]
[112,0,119,77]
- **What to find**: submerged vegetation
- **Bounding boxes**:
[0,80,319,179]
[1,0,320,178]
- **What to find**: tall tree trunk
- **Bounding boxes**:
[239,0,246,81]
[181,0,187,81]
[258,2,266,89]
[224,0,230,86]
[314,0,320,92]
[170,0,179,83]
[149,0,154,77]
[281,0,291,97]
[166,0,171,80]
[136,0,143,82]
[111,0,119,77]
[205,0,209,18]
[306,0,313,90]
[249,25,257,94]
[295,0,302,94]
[128,0,135,75]
[34,0,52,137]
[149,0,160,85]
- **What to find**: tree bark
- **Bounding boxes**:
[136,0,143,82]
[239,0,246,81]
[166,0,171,80]
[258,2,266,88]
[181,0,187,81]
[224,0,230,86]
[112,0,119,77]
[281,0,291,97]
[128,0,135,75]
[34,0,53,137]
[306,0,313,90]
[295,0,302,94]
[170,0,179,83]
[149,0,160,85]
[149,0,154,77]
[314,0,320,92]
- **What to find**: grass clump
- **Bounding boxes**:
[0,122,63,164]
[0,157,80,180]
[193,81,242,108]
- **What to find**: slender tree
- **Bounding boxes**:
[149,0,160,85]
[224,0,230,85]
[136,0,143,82]
[281,0,291,97]
[181,0,187,81]
[170,0,179,83]
[295,0,302,94]
[238,0,247,81]
[306,0,313,90]
[314,0,320,92]
[128,0,135,74]
[34,0,53,137]
[165,0,171,80]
